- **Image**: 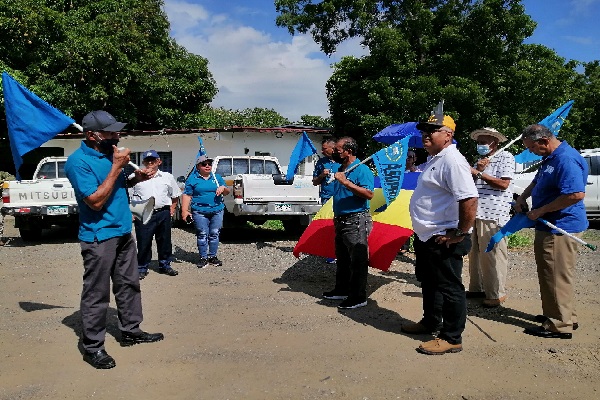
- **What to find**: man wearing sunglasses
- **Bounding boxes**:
[403,112,478,355]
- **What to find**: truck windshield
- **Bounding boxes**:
[37,162,56,179]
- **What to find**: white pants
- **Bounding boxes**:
[468,219,508,300]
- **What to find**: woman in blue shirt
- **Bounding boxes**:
[181,155,230,268]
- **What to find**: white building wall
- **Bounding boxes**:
[44,130,323,179]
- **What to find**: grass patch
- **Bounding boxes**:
[507,231,533,248]
[246,220,284,231]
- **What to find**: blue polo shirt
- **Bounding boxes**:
[332,159,374,216]
[65,141,132,242]
[184,169,226,214]
[313,156,340,202]
[531,141,588,233]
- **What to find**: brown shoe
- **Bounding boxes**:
[483,295,507,308]
[401,321,437,334]
[417,338,462,355]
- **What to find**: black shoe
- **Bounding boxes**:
[465,291,486,298]
[120,331,164,347]
[197,258,209,269]
[534,315,578,330]
[524,326,572,339]
[322,290,348,300]
[83,349,116,369]
[208,256,223,266]
[158,267,179,276]
[338,298,367,309]
[138,270,148,280]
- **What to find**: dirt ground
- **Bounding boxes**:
[1,215,599,400]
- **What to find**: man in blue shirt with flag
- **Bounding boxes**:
[65,110,164,369]
[516,124,588,339]
[312,137,340,204]
[322,137,374,309]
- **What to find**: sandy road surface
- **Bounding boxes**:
[1,216,599,400]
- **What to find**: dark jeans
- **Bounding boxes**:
[80,234,143,352]
[134,208,173,270]
[414,234,472,344]
[333,211,373,301]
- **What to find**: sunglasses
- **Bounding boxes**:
[199,162,213,167]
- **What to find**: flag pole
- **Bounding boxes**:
[538,218,597,251]
[326,155,373,184]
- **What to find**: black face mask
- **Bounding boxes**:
[94,134,119,154]
[331,151,344,163]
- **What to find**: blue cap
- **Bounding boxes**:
[142,149,160,160]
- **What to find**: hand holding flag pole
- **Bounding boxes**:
[326,155,373,184]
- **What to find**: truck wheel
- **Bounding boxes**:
[282,218,305,235]
[19,226,43,241]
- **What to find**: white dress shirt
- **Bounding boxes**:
[409,144,479,242]
[131,170,181,209]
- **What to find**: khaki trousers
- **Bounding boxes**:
[534,230,579,333]
[468,219,508,300]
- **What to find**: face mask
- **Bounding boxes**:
[477,144,491,156]
[331,152,344,163]
[94,134,119,154]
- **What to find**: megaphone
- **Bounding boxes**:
[131,196,155,225]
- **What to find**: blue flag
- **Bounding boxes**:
[539,100,574,136]
[372,137,409,205]
[2,72,75,179]
[286,131,317,181]
[197,136,207,157]
[514,149,542,164]
[486,213,536,252]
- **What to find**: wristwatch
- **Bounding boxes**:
[475,172,483,180]
[454,228,470,237]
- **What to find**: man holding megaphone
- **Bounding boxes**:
[131,150,181,279]
[65,110,164,370]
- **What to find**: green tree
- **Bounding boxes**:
[277,0,600,156]
[0,0,217,129]
[297,115,332,127]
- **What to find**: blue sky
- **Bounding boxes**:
[163,0,600,122]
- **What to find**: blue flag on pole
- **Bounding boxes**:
[286,131,317,181]
[372,137,409,205]
[486,213,536,252]
[2,72,75,179]
[197,136,207,158]
[539,100,574,136]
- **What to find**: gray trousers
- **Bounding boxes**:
[80,234,143,352]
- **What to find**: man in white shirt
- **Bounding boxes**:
[467,128,514,307]
[402,112,478,355]
[132,150,182,279]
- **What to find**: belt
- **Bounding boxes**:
[154,205,171,212]
[334,210,369,222]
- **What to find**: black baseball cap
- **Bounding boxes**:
[82,110,127,132]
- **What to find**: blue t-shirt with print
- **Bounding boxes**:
[65,141,132,242]
[313,156,340,202]
[184,169,227,214]
[531,141,588,233]
[332,159,374,216]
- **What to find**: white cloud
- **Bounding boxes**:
[162,0,367,122]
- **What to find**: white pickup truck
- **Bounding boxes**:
[1,157,78,240]
[511,148,600,220]
[177,155,321,233]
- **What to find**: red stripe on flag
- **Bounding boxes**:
[293,219,336,259]
[293,219,413,272]
[368,222,413,271]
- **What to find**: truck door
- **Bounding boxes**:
[585,155,599,212]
